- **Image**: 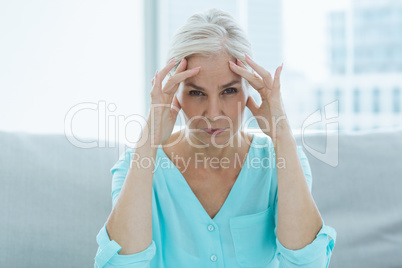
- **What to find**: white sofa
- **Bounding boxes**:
[1,128,401,267]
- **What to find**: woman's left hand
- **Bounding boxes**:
[228,54,290,147]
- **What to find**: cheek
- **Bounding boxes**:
[224,93,247,119]
[176,92,199,119]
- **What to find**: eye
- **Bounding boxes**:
[223,88,238,94]
[189,90,205,96]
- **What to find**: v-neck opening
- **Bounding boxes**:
[157,134,256,222]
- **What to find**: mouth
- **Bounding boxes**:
[202,128,227,135]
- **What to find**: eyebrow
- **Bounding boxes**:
[184,80,241,91]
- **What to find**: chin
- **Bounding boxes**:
[190,131,236,146]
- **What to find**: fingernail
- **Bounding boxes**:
[180,58,184,64]
[229,61,236,66]
[192,66,201,71]
[237,59,242,65]
[169,58,175,64]
[245,53,252,61]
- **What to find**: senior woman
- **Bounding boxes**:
[94,8,336,268]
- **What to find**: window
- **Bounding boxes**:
[335,88,342,113]
[353,88,360,114]
[316,89,323,110]
[372,88,380,114]
[148,0,402,133]
[393,87,401,114]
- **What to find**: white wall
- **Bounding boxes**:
[0,0,145,146]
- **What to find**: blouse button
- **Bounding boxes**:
[207,224,215,232]
[210,254,217,262]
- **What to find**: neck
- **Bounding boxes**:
[182,129,251,171]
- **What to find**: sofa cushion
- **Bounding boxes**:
[0,131,121,267]
[294,128,402,268]
[0,128,401,267]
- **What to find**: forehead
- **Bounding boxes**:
[184,54,241,86]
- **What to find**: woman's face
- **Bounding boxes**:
[176,53,249,145]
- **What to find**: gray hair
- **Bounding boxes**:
[166,8,254,89]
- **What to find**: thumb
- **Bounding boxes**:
[171,95,182,120]
[246,95,259,115]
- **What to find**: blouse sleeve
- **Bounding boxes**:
[94,149,157,268]
[273,146,337,267]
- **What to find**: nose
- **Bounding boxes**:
[204,97,222,121]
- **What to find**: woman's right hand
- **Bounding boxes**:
[145,57,201,146]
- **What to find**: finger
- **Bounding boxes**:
[151,67,159,86]
[163,66,201,96]
[174,58,188,74]
[229,60,263,90]
[154,58,177,90]
[246,95,259,115]
[236,59,256,75]
[229,60,268,101]
[236,59,248,69]
[236,59,252,90]
[272,64,283,93]
[244,54,273,89]
[150,71,159,98]
[162,58,189,96]
[162,57,186,92]
[235,59,251,89]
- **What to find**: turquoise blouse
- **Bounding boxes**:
[94,134,337,267]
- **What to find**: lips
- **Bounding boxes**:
[202,128,226,135]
